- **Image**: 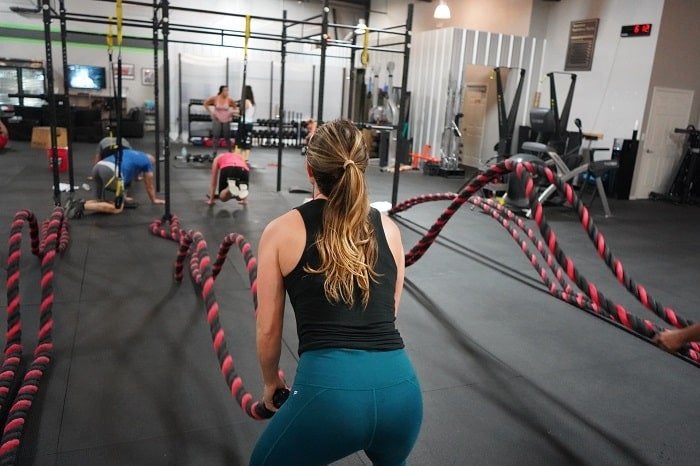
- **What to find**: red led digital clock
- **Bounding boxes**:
[621,24,652,37]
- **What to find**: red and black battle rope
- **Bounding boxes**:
[524,164,695,331]
[468,196,700,363]
[150,216,285,420]
[1,208,69,464]
[390,160,698,365]
[514,163,698,356]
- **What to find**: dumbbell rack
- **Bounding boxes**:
[250,114,309,149]
[187,99,211,141]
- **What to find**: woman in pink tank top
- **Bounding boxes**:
[207,151,250,206]
[204,85,239,155]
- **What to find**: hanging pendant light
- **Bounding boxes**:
[434,0,451,20]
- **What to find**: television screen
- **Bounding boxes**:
[68,64,106,90]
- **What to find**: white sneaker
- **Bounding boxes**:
[238,183,249,200]
[227,179,240,197]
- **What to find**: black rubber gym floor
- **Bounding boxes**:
[0,138,698,465]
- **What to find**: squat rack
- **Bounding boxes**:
[40,0,414,217]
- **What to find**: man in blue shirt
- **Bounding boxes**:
[66,147,164,218]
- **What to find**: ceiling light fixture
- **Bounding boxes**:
[434,0,451,20]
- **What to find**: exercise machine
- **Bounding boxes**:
[494,67,526,159]
[509,117,617,217]
[649,125,700,205]
[536,71,577,156]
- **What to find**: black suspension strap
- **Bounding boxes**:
[112,1,125,209]
[237,15,251,151]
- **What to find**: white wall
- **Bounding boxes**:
[409,27,544,162]
[536,0,664,152]
[0,0,367,138]
[371,0,534,36]
[645,0,700,126]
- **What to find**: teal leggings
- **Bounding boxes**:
[250,348,423,466]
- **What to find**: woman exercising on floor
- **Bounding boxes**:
[207,151,250,206]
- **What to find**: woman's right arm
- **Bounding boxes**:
[256,218,288,409]
[207,155,220,203]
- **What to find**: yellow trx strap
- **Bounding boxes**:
[116,0,123,47]
[244,15,251,60]
[361,24,370,67]
[106,17,114,52]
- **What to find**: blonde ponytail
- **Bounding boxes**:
[304,120,378,307]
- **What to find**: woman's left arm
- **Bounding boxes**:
[381,214,405,317]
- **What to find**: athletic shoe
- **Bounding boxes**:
[65,198,85,219]
[238,183,249,200]
[227,179,240,198]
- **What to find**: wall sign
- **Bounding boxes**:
[112,63,135,80]
[565,18,599,72]
[141,68,155,86]
[621,24,652,37]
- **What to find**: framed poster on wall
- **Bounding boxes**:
[141,68,155,86]
[112,63,135,80]
[565,18,599,71]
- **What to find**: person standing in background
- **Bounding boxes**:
[204,85,239,157]
[238,85,255,163]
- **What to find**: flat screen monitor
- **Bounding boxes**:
[67,64,106,90]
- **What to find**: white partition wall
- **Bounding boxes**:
[408,28,545,166]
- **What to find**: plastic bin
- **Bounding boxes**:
[47,147,69,173]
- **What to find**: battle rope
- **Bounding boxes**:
[0,208,69,464]
[390,160,698,364]
[469,195,699,364]
[150,216,285,420]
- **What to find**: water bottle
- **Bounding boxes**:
[179,146,188,160]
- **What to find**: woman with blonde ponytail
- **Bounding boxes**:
[252,119,423,465]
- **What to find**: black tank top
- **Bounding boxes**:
[284,199,404,355]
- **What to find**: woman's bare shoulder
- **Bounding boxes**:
[379,212,401,240]
[262,208,304,240]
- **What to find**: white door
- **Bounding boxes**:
[630,87,694,199]
[461,84,488,168]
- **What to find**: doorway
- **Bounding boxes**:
[461,84,488,168]
[630,87,694,199]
